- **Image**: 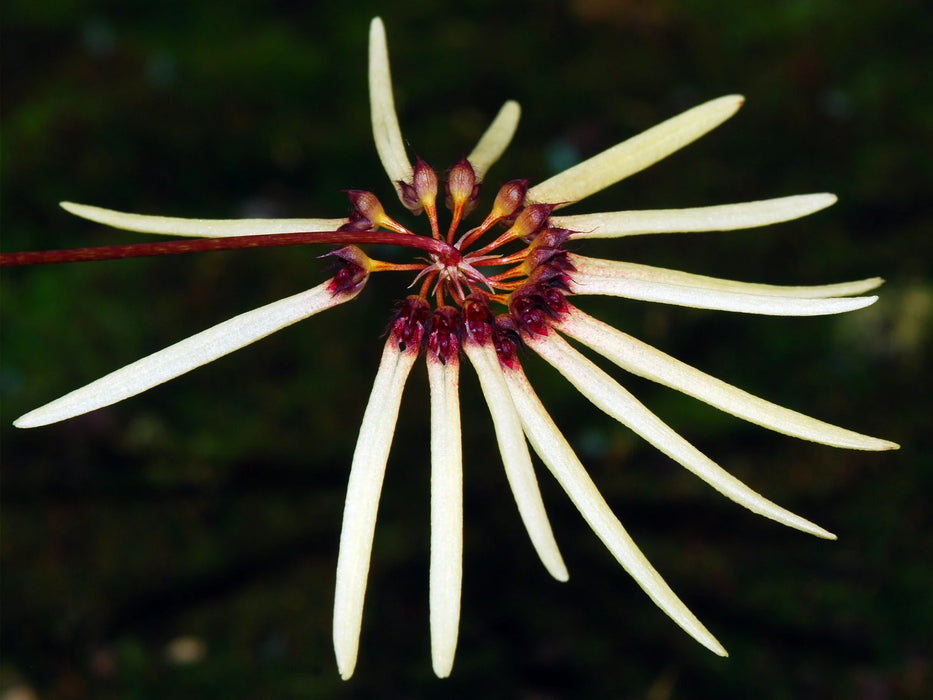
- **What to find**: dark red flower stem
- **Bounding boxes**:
[0,230,461,267]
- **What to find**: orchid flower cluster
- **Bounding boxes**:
[10,18,896,679]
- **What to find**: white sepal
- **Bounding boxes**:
[333,339,418,680]
[554,194,837,238]
[463,339,569,581]
[503,364,726,656]
[527,332,836,539]
[468,100,521,181]
[568,254,883,299]
[368,17,414,203]
[15,279,365,428]
[427,354,464,678]
[61,202,347,238]
[559,308,898,451]
[569,259,878,316]
[527,95,744,207]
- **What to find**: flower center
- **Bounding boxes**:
[339,157,574,364]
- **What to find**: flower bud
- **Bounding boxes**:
[523,246,572,276]
[399,157,439,216]
[506,203,554,241]
[340,190,387,231]
[412,157,438,205]
[489,179,529,222]
[445,158,481,218]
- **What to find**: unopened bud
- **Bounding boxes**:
[507,203,554,241]
[413,157,438,206]
[531,227,570,250]
[524,246,571,275]
[399,157,439,216]
[523,228,573,275]
[489,179,529,221]
[445,158,481,218]
[340,190,388,231]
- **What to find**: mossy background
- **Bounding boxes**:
[1,1,930,698]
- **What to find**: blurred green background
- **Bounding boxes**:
[2,1,930,698]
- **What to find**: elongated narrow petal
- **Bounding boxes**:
[467,100,521,181]
[569,262,878,316]
[334,339,418,680]
[15,278,366,428]
[503,364,726,656]
[527,95,744,207]
[369,17,413,201]
[61,202,346,238]
[568,254,884,299]
[554,194,838,239]
[463,339,569,581]
[559,307,898,450]
[427,354,463,678]
[527,332,835,539]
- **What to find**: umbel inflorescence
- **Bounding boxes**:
[8,17,896,679]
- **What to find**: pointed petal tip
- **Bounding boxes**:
[850,436,900,451]
[725,93,745,108]
[334,630,359,681]
[819,432,896,452]
[711,94,744,119]
[784,516,837,540]
[698,629,728,657]
[857,277,885,294]
[432,661,454,679]
[795,191,837,214]
[14,408,58,429]
[786,512,835,539]
[60,201,93,218]
[812,525,837,540]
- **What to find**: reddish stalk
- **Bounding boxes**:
[1,230,460,267]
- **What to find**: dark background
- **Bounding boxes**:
[1,1,930,698]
